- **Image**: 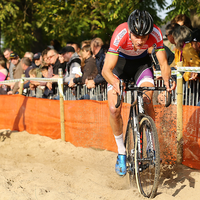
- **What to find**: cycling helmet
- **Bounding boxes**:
[128,9,154,36]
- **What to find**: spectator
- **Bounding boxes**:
[0,59,9,94]
[44,49,66,98]
[28,67,52,98]
[58,54,65,68]
[69,44,98,87]
[3,48,12,65]
[21,57,33,77]
[3,48,15,79]
[41,49,50,67]
[7,53,24,94]
[24,51,39,71]
[172,25,200,81]
[67,41,81,54]
[190,29,200,57]
[165,23,180,53]
[41,66,49,78]
[33,52,42,68]
[81,40,92,49]
[29,68,37,79]
[47,49,66,75]
[19,57,33,95]
[0,59,8,81]
[171,14,193,30]
[24,51,34,62]
[85,37,106,89]
[190,28,200,106]
[80,40,92,66]
[28,68,40,97]
[59,46,82,84]
[29,57,53,98]
[40,66,54,99]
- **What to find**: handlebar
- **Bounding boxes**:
[115,78,174,108]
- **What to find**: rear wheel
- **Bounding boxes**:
[135,115,160,198]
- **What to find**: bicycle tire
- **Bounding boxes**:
[135,115,160,198]
[124,119,135,186]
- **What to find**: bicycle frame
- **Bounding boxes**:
[119,80,172,198]
[126,89,146,165]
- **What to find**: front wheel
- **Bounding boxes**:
[124,119,135,186]
[135,115,160,198]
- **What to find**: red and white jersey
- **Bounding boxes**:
[108,22,164,59]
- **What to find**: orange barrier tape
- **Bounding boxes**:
[182,106,200,169]
[0,95,199,169]
[154,105,178,165]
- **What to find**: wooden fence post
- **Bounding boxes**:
[176,62,183,164]
[58,69,65,141]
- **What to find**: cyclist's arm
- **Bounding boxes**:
[102,53,120,94]
[156,50,172,91]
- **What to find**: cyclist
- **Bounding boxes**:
[102,9,175,176]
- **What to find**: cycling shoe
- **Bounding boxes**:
[115,154,126,176]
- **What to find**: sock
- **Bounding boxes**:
[114,133,126,155]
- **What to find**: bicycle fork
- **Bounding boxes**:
[127,107,141,174]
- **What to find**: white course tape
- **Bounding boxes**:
[154,67,200,77]
[153,70,177,76]
[58,78,64,97]
[177,67,200,73]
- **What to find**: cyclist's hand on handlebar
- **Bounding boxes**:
[164,78,176,92]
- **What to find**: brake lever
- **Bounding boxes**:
[165,77,174,107]
[115,79,124,108]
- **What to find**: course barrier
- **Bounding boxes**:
[0,66,199,169]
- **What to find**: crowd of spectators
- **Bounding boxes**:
[0,37,107,100]
[0,13,199,105]
[163,14,200,106]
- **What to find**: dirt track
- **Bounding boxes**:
[0,130,199,200]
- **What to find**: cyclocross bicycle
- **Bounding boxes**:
[115,79,172,198]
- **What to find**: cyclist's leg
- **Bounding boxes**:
[107,88,123,137]
[140,81,155,121]
[136,67,155,120]
[109,56,149,176]
[107,85,126,176]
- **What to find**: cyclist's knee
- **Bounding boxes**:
[108,91,122,118]
[109,104,121,118]
[143,95,152,104]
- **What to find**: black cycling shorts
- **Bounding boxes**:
[112,54,154,85]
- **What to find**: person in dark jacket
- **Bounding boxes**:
[45,49,66,97]
[47,49,66,74]
[69,44,98,87]
[85,37,106,89]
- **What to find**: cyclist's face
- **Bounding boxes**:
[130,33,149,50]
